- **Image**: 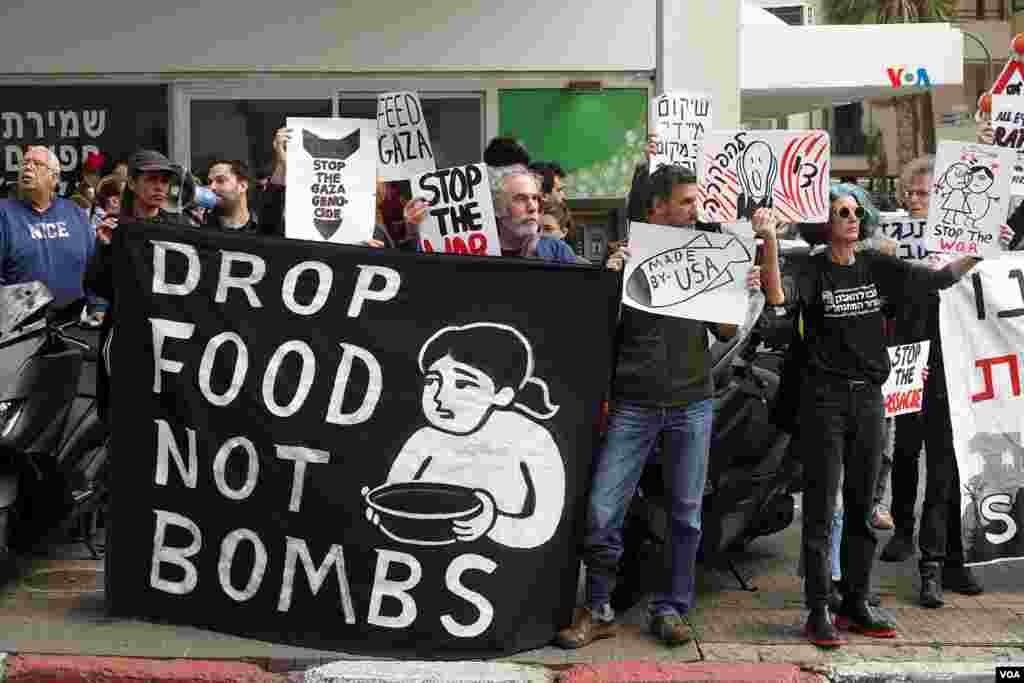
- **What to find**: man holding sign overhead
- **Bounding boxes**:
[556,165,781,650]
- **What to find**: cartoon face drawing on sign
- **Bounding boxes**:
[964,165,996,229]
[362,323,566,550]
[302,128,360,240]
[938,161,971,227]
[735,140,778,220]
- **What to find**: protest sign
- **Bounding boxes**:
[697,130,830,224]
[881,341,930,417]
[622,221,755,325]
[285,117,377,244]
[414,163,500,256]
[926,141,1014,258]
[991,95,1024,196]
[649,91,712,174]
[878,211,929,261]
[106,222,619,657]
[940,254,1024,566]
[377,91,436,182]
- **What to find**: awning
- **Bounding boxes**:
[740,20,964,118]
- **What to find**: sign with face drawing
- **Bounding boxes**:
[285,117,377,244]
[622,221,756,325]
[697,130,831,224]
[105,222,619,657]
[926,141,1015,258]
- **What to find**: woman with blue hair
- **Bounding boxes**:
[790,182,981,648]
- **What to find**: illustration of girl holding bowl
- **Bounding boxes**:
[363,323,565,550]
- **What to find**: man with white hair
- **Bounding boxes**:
[0,145,95,309]
[490,165,577,263]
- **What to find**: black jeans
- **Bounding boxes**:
[890,411,923,536]
[916,372,965,568]
[799,374,884,608]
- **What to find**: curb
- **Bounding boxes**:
[828,662,1021,682]
[1,655,285,683]
[558,662,804,683]
[302,661,552,683]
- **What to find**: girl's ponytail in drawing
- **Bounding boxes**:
[513,375,559,420]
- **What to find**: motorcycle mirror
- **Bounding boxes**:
[0,281,53,338]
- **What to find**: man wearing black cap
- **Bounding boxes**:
[113,150,195,227]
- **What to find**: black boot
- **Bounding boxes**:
[943,565,984,595]
[919,561,944,608]
[835,598,897,638]
[803,606,845,648]
[880,531,915,562]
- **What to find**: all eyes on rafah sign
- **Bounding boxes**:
[106,223,618,658]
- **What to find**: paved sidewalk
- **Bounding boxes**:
[0,514,1021,681]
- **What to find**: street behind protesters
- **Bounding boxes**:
[791,183,980,649]
[555,165,781,650]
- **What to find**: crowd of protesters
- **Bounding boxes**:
[0,115,1022,653]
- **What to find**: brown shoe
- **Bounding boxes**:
[871,507,895,531]
[554,607,618,649]
[650,613,692,646]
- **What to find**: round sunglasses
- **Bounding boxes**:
[833,206,865,220]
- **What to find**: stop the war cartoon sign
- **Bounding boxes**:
[376,91,436,182]
[415,163,501,256]
[926,141,1014,258]
[285,117,377,245]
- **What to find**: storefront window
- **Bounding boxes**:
[0,85,168,197]
[499,88,648,198]
[190,99,332,181]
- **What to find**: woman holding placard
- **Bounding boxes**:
[791,183,980,648]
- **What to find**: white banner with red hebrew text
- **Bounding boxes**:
[941,254,1024,565]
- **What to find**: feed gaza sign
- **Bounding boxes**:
[107,223,618,657]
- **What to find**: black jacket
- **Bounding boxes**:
[85,209,195,424]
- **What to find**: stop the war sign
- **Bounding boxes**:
[415,163,501,256]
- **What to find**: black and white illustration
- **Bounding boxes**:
[622,222,755,325]
[926,141,1014,258]
[697,130,829,224]
[363,323,565,550]
[284,116,377,244]
[735,140,778,220]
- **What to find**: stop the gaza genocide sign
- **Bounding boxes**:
[106,223,618,658]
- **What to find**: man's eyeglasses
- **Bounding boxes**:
[906,190,929,199]
[833,206,865,220]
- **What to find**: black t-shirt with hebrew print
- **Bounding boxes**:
[794,250,957,385]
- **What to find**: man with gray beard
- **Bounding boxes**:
[489,166,578,263]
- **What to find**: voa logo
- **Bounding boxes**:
[887,66,931,88]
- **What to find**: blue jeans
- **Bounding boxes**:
[584,398,713,618]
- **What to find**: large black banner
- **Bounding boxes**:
[107,223,619,658]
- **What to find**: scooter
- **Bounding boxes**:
[610,281,805,611]
[0,281,109,578]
